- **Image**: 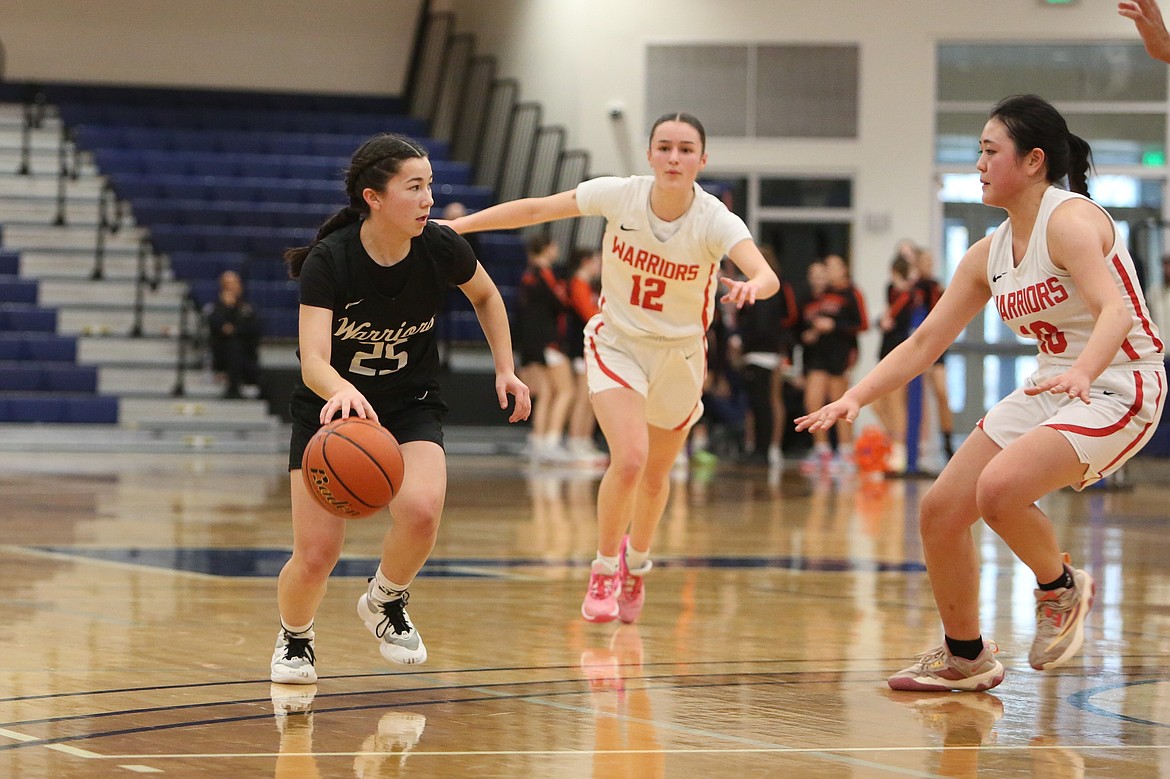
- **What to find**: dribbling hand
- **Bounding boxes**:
[321,387,379,425]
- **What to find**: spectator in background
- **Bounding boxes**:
[872,252,918,472]
[563,247,607,464]
[915,248,955,461]
[516,235,575,461]
[800,254,868,473]
[733,245,799,466]
[205,269,261,399]
[441,202,467,221]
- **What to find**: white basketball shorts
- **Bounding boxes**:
[979,362,1166,490]
[582,314,706,431]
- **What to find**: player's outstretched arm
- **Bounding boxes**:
[447,190,582,235]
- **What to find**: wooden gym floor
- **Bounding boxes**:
[1,447,1169,778]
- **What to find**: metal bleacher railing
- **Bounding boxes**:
[406,9,608,362]
[8,8,603,402]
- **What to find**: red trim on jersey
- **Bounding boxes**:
[1113,254,1164,352]
[1098,371,1163,475]
[1121,339,1141,361]
[1048,370,1144,437]
[700,266,716,331]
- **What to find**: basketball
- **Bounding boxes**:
[302,417,405,519]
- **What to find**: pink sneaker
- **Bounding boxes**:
[581,560,620,622]
[617,536,651,624]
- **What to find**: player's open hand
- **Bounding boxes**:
[498,372,532,423]
[1024,369,1092,404]
[1120,0,1170,63]
[719,276,760,309]
[794,397,860,432]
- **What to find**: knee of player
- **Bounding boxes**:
[917,484,971,537]
[607,449,648,484]
[391,496,444,536]
[973,472,1021,526]
[291,543,344,579]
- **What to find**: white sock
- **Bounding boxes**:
[281,618,313,635]
[624,545,650,571]
[370,567,411,603]
[593,553,619,574]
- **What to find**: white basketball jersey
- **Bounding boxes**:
[576,176,751,340]
[986,186,1163,369]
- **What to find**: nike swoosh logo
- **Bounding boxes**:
[345,300,364,309]
[1102,390,1117,396]
[991,272,1006,282]
[619,224,637,231]
[684,352,697,360]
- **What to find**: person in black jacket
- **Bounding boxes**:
[799,254,868,472]
[204,270,261,399]
[733,245,798,465]
[270,133,530,685]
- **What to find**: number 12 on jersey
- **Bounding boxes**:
[629,274,665,312]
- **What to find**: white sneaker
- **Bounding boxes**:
[357,592,428,664]
[270,628,317,684]
[767,444,783,467]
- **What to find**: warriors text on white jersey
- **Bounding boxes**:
[986,186,1163,368]
[575,176,751,340]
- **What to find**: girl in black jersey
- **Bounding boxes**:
[270,134,530,684]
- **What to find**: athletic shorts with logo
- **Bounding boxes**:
[582,313,705,431]
[979,362,1165,490]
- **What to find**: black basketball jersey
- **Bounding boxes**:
[296,221,477,399]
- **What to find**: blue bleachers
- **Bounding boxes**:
[77,126,451,165]
[0,304,57,332]
[63,85,512,349]
[0,395,118,424]
[0,276,38,304]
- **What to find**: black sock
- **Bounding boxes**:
[941,432,954,459]
[945,635,985,661]
[1038,568,1073,591]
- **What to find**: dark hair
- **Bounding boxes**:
[525,234,555,257]
[567,246,599,275]
[649,112,706,152]
[989,94,1093,197]
[891,256,911,280]
[283,133,428,278]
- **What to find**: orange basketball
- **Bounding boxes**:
[301,417,404,519]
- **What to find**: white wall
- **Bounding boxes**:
[440,0,1155,353]
[2,0,423,95]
